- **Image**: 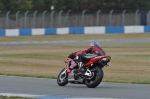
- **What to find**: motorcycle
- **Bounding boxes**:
[57,54,111,88]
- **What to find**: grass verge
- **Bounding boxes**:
[0,96,38,99]
[0,43,150,84]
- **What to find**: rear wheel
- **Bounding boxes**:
[57,68,68,86]
[85,67,103,88]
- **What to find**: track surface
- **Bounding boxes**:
[0,38,150,46]
[0,76,150,99]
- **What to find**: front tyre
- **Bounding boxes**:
[57,68,68,86]
[85,67,103,88]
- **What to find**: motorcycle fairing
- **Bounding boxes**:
[84,55,111,66]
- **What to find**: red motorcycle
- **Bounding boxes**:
[57,54,111,88]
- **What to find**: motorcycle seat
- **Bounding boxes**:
[82,54,98,60]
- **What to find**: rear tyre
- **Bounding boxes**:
[85,67,103,88]
[57,68,68,86]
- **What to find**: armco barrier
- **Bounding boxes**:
[105,26,124,34]
[0,26,150,36]
[144,26,150,32]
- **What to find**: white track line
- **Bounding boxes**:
[0,92,124,99]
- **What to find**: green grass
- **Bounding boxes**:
[0,96,38,99]
[0,43,150,84]
[0,73,57,79]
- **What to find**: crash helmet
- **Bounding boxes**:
[90,41,100,47]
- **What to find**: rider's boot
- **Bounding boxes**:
[78,62,85,73]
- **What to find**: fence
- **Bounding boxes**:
[0,10,149,29]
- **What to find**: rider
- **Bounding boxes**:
[68,41,106,73]
[86,41,105,56]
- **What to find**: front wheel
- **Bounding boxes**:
[57,68,68,86]
[85,67,104,88]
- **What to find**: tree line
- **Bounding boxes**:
[0,0,150,13]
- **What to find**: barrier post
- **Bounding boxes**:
[42,10,47,28]
[96,10,101,26]
[6,11,11,29]
[65,10,71,27]
[82,10,86,26]
[16,11,20,28]
[24,11,29,28]
[122,10,126,25]
[33,11,38,28]
[135,10,139,25]
[109,10,114,26]
[50,11,55,27]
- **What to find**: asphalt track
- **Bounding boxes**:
[0,38,150,46]
[0,76,150,99]
[0,38,150,99]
